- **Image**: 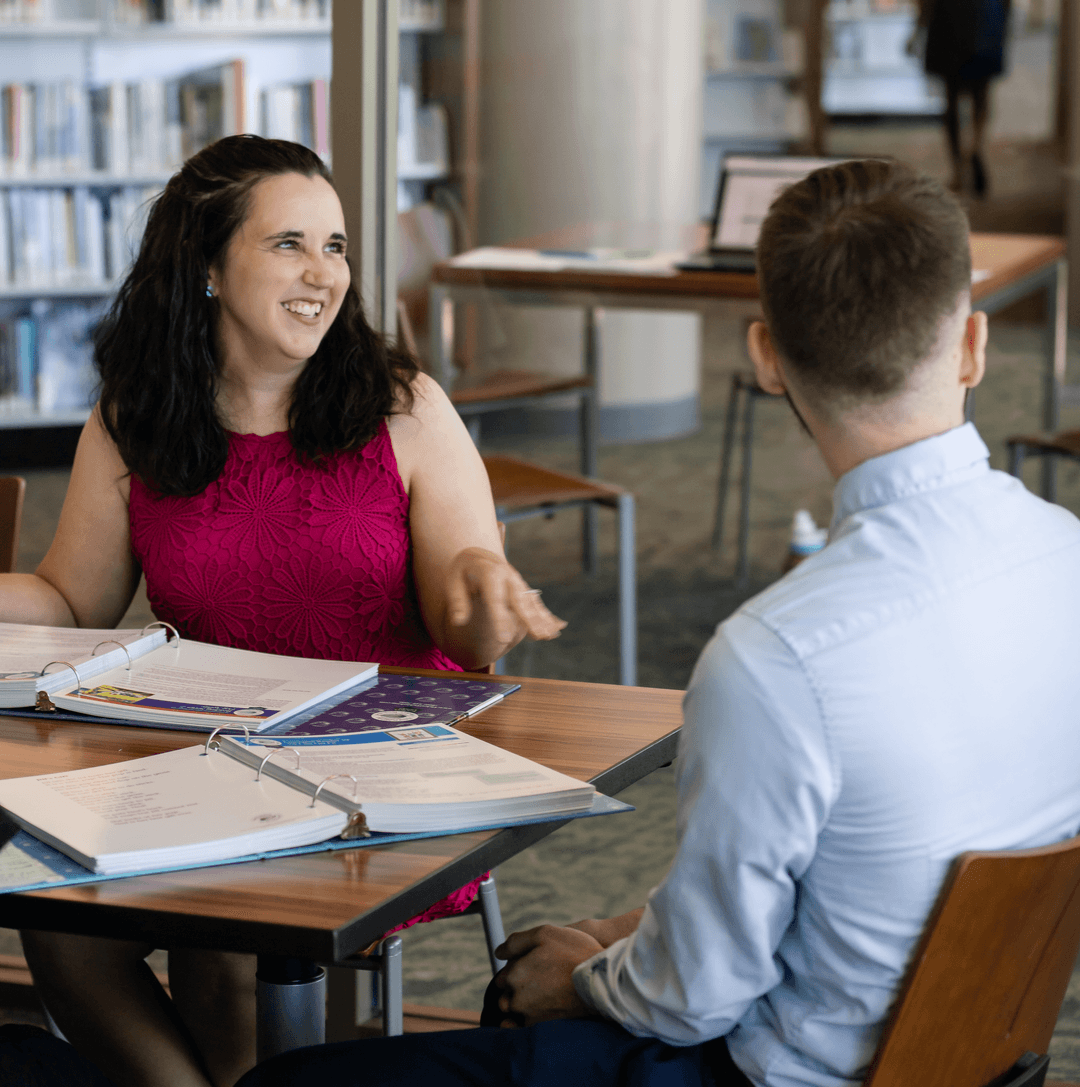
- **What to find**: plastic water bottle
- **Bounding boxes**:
[781,509,828,573]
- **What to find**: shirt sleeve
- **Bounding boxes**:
[572,610,837,1045]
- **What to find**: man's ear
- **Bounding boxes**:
[747,321,786,395]
[961,311,988,390]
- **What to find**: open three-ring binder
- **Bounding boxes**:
[0,717,608,880]
[0,620,378,731]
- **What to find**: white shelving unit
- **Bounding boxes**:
[701,0,805,218]
[397,2,449,210]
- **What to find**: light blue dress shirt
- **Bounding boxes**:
[574,423,1080,1087]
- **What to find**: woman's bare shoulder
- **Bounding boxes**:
[386,372,475,489]
[79,405,133,502]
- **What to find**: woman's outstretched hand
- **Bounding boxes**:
[444,547,566,667]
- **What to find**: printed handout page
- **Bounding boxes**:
[0,829,68,889]
[0,745,348,874]
[449,247,679,276]
[222,725,595,832]
[50,639,377,731]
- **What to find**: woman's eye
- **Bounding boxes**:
[327,242,345,255]
[278,240,298,250]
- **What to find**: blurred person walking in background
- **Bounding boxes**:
[912,0,1012,195]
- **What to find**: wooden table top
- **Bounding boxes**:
[0,669,682,961]
[432,232,1064,305]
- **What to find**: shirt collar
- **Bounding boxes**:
[831,422,991,531]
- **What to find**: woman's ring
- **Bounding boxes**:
[521,589,542,596]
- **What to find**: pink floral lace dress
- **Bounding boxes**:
[128,420,482,926]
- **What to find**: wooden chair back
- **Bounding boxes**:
[0,476,25,574]
[865,832,1080,1087]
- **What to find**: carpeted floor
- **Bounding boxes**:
[5,124,1080,1073]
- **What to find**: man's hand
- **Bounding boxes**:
[566,908,645,949]
[493,924,603,1028]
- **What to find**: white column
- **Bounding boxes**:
[331,0,398,335]
[477,0,704,441]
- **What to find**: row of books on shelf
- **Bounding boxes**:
[0,297,102,416]
[0,0,331,26]
[121,0,330,24]
[0,62,248,178]
[0,67,331,178]
[0,183,158,288]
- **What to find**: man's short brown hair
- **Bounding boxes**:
[756,159,971,405]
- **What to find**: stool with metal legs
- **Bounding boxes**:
[711,371,781,589]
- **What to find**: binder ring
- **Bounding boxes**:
[91,640,133,671]
[254,742,302,781]
[141,621,180,645]
[204,723,252,755]
[310,774,359,808]
[39,661,81,695]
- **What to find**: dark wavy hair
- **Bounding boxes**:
[96,134,418,496]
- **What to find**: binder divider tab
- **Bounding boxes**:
[254,741,302,781]
[204,723,252,755]
[91,639,133,672]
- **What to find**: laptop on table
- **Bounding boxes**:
[677,154,845,273]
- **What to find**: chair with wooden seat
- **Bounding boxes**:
[483,453,636,687]
[710,370,783,589]
[398,203,596,455]
[398,205,602,573]
[863,831,1080,1087]
[0,476,26,574]
[398,273,638,686]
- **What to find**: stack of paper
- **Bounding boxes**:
[0,623,168,708]
[0,746,348,875]
[50,639,378,733]
[223,723,595,833]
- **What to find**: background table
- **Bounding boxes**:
[432,233,1066,497]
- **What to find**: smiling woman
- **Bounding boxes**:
[1,135,566,1087]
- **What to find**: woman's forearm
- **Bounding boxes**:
[0,573,78,627]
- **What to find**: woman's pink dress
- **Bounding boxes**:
[128,421,482,926]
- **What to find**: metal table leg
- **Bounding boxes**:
[617,492,637,686]
[735,383,756,590]
[429,283,455,393]
[1042,258,1068,502]
[256,955,326,1063]
[582,307,601,574]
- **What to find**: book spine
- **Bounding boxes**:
[0,190,9,287]
[14,313,35,405]
[312,78,329,159]
[110,82,129,175]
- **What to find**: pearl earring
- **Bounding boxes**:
[205,282,214,298]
